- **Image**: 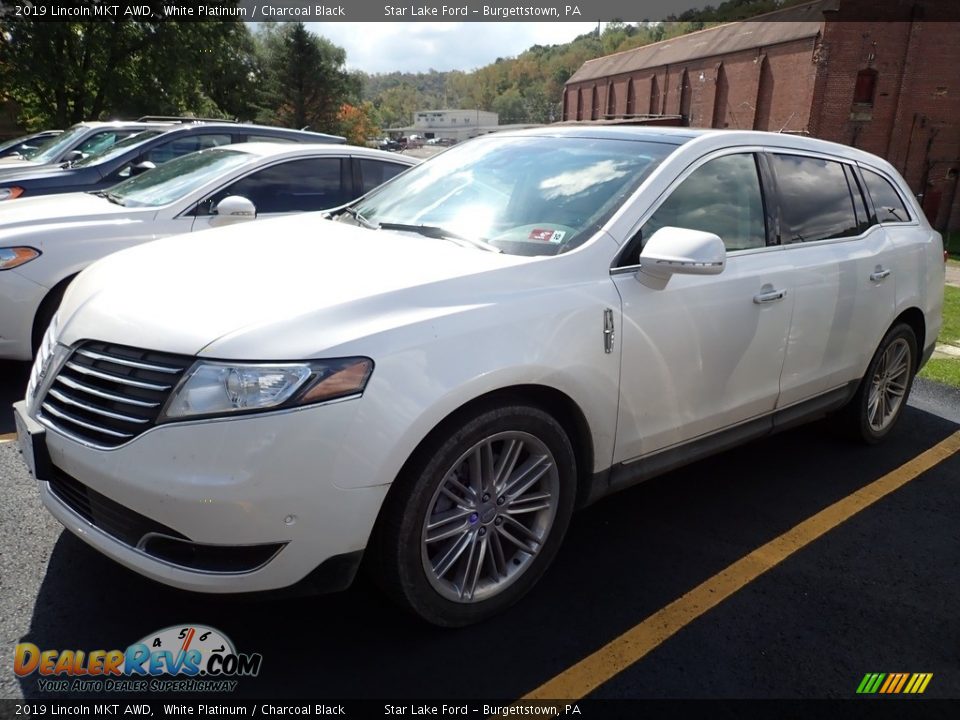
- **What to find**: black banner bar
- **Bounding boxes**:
[1,0,958,23]
[1,699,959,720]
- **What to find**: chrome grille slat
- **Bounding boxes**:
[39,341,193,448]
[47,388,150,424]
[41,402,135,438]
[64,361,172,391]
[76,348,183,374]
[55,375,160,408]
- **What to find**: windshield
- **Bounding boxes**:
[71,130,166,168]
[22,124,90,162]
[107,148,252,207]
[0,133,50,154]
[349,135,675,256]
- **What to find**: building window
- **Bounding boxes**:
[853,68,878,105]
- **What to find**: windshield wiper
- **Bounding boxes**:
[92,190,125,206]
[339,206,377,229]
[377,222,502,253]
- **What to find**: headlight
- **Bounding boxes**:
[0,187,24,201]
[161,357,374,420]
[0,246,40,270]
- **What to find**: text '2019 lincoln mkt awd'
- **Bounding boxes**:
[15,127,944,626]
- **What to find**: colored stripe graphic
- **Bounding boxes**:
[857,673,932,694]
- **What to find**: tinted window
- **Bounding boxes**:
[246,135,296,144]
[771,154,860,243]
[211,158,344,214]
[146,134,232,164]
[862,168,911,223]
[640,153,766,252]
[359,159,408,194]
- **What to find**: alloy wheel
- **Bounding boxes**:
[420,431,560,603]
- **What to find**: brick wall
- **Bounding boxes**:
[563,37,819,134]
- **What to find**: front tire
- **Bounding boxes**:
[839,323,917,444]
[373,404,577,627]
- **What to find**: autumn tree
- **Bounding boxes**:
[337,102,380,145]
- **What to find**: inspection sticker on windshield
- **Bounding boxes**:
[529,228,565,243]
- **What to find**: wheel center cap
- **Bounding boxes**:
[479,505,497,525]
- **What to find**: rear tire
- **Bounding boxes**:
[836,323,917,444]
[373,404,576,627]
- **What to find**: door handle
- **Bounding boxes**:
[870,268,892,282]
[753,288,786,304]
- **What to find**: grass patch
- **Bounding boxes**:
[920,358,960,388]
[918,286,960,388]
[941,285,960,346]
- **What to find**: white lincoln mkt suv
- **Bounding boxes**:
[14,128,944,626]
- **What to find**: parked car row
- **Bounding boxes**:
[0,137,415,360]
[0,130,63,160]
[9,125,944,627]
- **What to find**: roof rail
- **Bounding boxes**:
[136,116,239,123]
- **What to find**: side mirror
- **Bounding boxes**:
[212,195,257,223]
[639,227,726,279]
[63,150,83,162]
[129,160,156,176]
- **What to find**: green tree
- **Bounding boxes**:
[0,2,258,128]
[255,23,352,134]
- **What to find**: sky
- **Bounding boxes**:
[308,22,603,74]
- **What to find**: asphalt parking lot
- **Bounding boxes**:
[1,359,959,704]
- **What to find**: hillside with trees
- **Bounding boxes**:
[0,0,810,138]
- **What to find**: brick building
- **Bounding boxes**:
[563,0,960,231]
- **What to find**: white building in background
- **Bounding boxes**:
[387,109,500,142]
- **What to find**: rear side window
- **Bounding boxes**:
[358,159,408,194]
[640,153,767,252]
[770,154,861,243]
[862,168,911,224]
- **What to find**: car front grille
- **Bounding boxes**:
[39,341,193,448]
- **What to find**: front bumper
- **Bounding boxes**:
[20,398,390,593]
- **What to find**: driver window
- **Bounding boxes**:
[198,158,345,216]
[639,153,766,254]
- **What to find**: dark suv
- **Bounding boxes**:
[0,120,174,169]
[0,122,345,201]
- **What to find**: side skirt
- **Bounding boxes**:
[581,381,859,506]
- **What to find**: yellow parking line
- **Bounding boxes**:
[523,430,960,701]
[0,432,16,444]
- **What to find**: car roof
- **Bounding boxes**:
[219,142,420,163]
[488,124,896,168]
[137,122,345,143]
[493,124,705,144]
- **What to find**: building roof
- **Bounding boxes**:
[566,0,831,85]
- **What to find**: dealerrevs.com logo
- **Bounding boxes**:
[14,625,262,693]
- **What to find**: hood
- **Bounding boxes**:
[59,214,536,358]
[0,192,141,239]
[0,157,39,170]
[0,162,73,183]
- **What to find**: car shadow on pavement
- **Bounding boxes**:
[1,361,31,435]
[14,406,960,700]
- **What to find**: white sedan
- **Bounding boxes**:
[0,143,417,360]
